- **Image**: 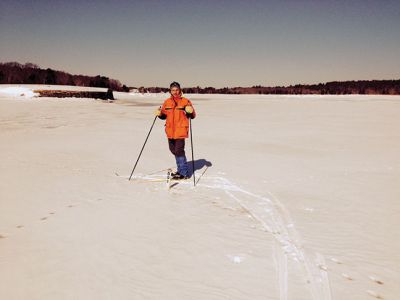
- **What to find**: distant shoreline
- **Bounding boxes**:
[140,79,400,95]
[2,84,400,99]
[1,62,399,95]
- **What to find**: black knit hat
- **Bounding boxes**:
[169,81,181,89]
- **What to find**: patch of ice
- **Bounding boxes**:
[227,254,244,264]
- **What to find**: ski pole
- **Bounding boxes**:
[190,118,195,187]
[128,114,158,181]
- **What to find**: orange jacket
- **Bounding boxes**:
[159,96,196,139]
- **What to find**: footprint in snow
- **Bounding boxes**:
[368,276,384,285]
[341,273,354,281]
[366,290,384,299]
[329,257,342,264]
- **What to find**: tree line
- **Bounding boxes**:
[140,80,400,95]
[0,62,129,92]
[1,61,399,95]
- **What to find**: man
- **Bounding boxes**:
[155,82,196,179]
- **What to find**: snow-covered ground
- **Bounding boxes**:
[0,84,109,94]
[0,86,40,98]
[0,84,399,299]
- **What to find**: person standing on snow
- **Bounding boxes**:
[155,82,196,180]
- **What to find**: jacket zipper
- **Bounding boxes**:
[172,97,177,139]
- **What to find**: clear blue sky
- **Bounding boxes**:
[1,0,399,87]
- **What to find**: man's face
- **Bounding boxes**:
[170,87,181,97]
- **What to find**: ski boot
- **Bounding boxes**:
[171,172,189,180]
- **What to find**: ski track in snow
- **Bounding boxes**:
[131,172,332,300]
[199,176,332,300]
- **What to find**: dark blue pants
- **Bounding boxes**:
[168,139,189,176]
